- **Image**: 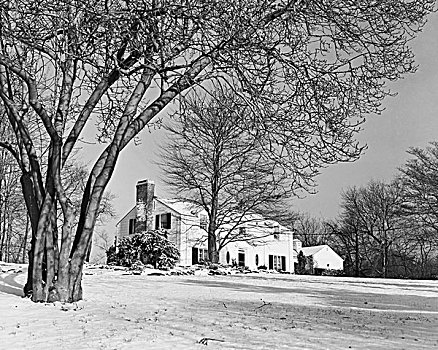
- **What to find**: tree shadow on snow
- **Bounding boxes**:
[0,270,25,297]
[178,278,309,295]
[177,278,438,313]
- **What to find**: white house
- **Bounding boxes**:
[116,179,295,272]
[293,239,344,273]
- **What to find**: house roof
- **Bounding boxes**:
[300,245,327,257]
[159,199,203,217]
[116,196,292,232]
[116,206,136,226]
[115,198,202,227]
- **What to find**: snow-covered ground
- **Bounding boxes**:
[1,263,437,350]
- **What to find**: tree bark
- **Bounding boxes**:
[208,190,219,263]
[20,172,41,296]
[22,215,29,264]
[49,207,74,302]
[208,220,219,263]
[31,193,54,302]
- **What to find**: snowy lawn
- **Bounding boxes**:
[1,263,437,350]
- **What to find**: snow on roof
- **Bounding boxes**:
[116,196,292,230]
[300,245,327,257]
[159,198,202,216]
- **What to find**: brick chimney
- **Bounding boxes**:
[135,179,155,233]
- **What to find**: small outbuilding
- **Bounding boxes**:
[296,243,344,274]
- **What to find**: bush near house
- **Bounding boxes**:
[296,251,315,275]
[107,231,180,269]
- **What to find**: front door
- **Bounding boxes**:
[238,252,245,267]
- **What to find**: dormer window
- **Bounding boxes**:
[274,226,280,240]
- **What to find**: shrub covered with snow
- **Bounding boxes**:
[107,231,180,269]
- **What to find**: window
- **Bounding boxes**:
[199,248,208,262]
[200,214,208,231]
[226,251,230,264]
[255,254,259,266]
[191,248,208,264]
[239,227,246,235]
[161,213,171,229]
[273,255,281,270]
[129,218,136,235]
[268,254,286,271]
[155,213,171,229]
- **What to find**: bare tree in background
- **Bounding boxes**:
[399,143,438,234]
[293,213,331,247]
[326,217,364,277]
[0,146,30,263]
[339,180,405,278]
[398,143,438,277]
[0,0,433,302]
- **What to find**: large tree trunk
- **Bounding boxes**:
[208,221,219,263]
[32,141,59,302]
[49,208,74,302]
[22,215,29,264]
[208,205,219,263]
[0,198,6,261]
[44,207,57,295]
[31,193,55,302]
[49,146,117,302]
[208,170,220,263]
[20,172,41,296]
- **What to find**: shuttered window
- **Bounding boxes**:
[161,213,171,229]
[155,213,172,229]
[268,254,286,271]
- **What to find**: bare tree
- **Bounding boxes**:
[339,180,406,278]
[326,217,366,277]
[399,143,438,234]
[161,90,296,261]
[0,107,32,264]
[0,147,30,263]
[90,229,115,264]
[397,142,438,277]
[0,0,433,302]
[294,213,331,247]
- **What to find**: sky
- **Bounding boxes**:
[93,11,438,235]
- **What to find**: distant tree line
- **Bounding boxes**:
[291,143,438,279]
